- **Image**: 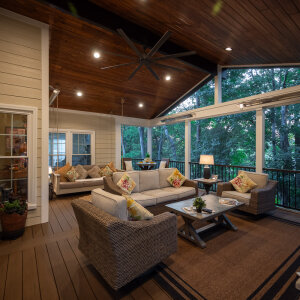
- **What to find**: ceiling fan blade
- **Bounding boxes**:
[147,31,172,58]
[152,62,185,72]
[117,28,143,58]
[101,62,137,70]
[100,50,136,59]
[145,64,160,80]
[152,51,196,61]
[128,62,143,80]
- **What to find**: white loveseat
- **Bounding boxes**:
[92,168,198,220]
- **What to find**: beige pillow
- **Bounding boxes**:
[55,162,71,182]
[75,164,88,179]
[230,172,258,193]
[124,194,153,221]
[87,166,101,178]
[65,167,79,182]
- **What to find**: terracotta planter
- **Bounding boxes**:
[0,210,27,240]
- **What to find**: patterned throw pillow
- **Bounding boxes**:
[167,168,186,188]
[87,166,101,178]
[75,164,88,179]
[117,173,136,194]
[124,195,154,221]
[55,162,71,182]
[100,165,114,177]
[230,172,258,193]
[65,167,79,182]
[107,161,117,172]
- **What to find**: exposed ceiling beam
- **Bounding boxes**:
[42,0,217,74]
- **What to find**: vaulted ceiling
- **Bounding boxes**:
[1,0,300,118]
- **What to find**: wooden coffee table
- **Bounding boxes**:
[165,195,244,248]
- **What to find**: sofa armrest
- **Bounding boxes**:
[216,182,234,196]
[250,180,278,207]
[183,179,198,196]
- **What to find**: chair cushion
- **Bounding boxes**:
[139,170,160,192]
[75,164,88,179]
[238,170,268,189]
[125,160,133,171]
[92,188,127,220]
[158,168,176,188]
[124,195,154,220]
[167,168,186,188]
[130,193,156,207]
[142,189,176,204]
[230,172,257,193]
[55,162,71,182]
[159,161,166,169]
[87,165,101,178]
[117,173,136,195]
[222,190,251,205]
[113,171,140,193]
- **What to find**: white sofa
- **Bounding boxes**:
[92,168,198,220]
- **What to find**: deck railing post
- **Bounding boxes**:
[185,120,191,178]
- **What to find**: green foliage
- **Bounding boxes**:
[0,199,27,215]
[193,197,206,210]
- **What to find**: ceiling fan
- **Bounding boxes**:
[101,29,196,80]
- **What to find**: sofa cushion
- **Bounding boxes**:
[87,166,101,178]
[167,168,186,188]
[92,188,128,220]
[238,170,268,189]
[55,162,71,182]
[142,189,176,204]
[124,195,154,220]
[159,168,176,188]
[162,186,195,199]
[139,170,160,192]
[230,172,257,193]
[222,190,251,205]
[75,164,88,179]
[130,193,156,207]
[117,173,136,195]
[60,177,103,189]
[113,171,140,193]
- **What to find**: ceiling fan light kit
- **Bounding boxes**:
[101,28,196,80]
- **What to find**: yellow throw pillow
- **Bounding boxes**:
[230,172,258,193]
[117,173,136,194]
[55,162,71,182]
[107,161,117,172]
[167,168,186,188]
[124,195,153,221]
[65,167,79,182]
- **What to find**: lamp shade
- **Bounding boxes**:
[199,155,214,165]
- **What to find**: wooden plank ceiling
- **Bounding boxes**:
[1,0,300,118]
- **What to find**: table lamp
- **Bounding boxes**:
[199,155,214,179]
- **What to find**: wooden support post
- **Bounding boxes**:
[256,109,265,173]
[185,121,191,178]
[214,65,222,105]
[115,121,121,169]
[147,127,152,158]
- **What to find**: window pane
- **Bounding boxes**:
[72,155,91,166]
[12,158,28,179]
[13,114,27,135]
[0,135,11,156]
[51,155,66,168]
[13,136,27,156]
[12,179,27,201]
[0,158,11,180]
[0,113,11,134]
[122,126,147,159]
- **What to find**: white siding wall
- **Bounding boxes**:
[49,111,116,165]
[0,14,45,226]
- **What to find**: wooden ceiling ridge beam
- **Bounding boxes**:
[43,0,217,75]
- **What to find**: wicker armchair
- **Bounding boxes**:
[72,199,177,290]
[217,171,278,215]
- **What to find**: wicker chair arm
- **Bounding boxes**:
[183,179,198,196]
[216,182,234,196]
[250,180,278,200]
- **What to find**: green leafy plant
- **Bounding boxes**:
[145,152,150,158]
[0,199,27,215]
[193,197,206,212]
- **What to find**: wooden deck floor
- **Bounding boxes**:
[0,195,172,300]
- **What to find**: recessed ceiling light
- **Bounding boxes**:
[76,91,83,97]
[93,51,101,58]
[138,103,144,108]
[165,75,171,81]
[225,47,232,51]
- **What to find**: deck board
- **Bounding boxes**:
[0,255,9,300]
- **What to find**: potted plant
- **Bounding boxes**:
[144,152,151,163]
[0,198,28,240]
[193,197,206,213]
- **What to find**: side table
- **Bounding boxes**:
[194,178,222,194]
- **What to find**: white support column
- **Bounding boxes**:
[147,127,152,158]
[256,109,265,173]
[214,65,222,105]
[185,121,191,178]
[115,121,122,169]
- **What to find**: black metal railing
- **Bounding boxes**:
[129,159,299,210]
